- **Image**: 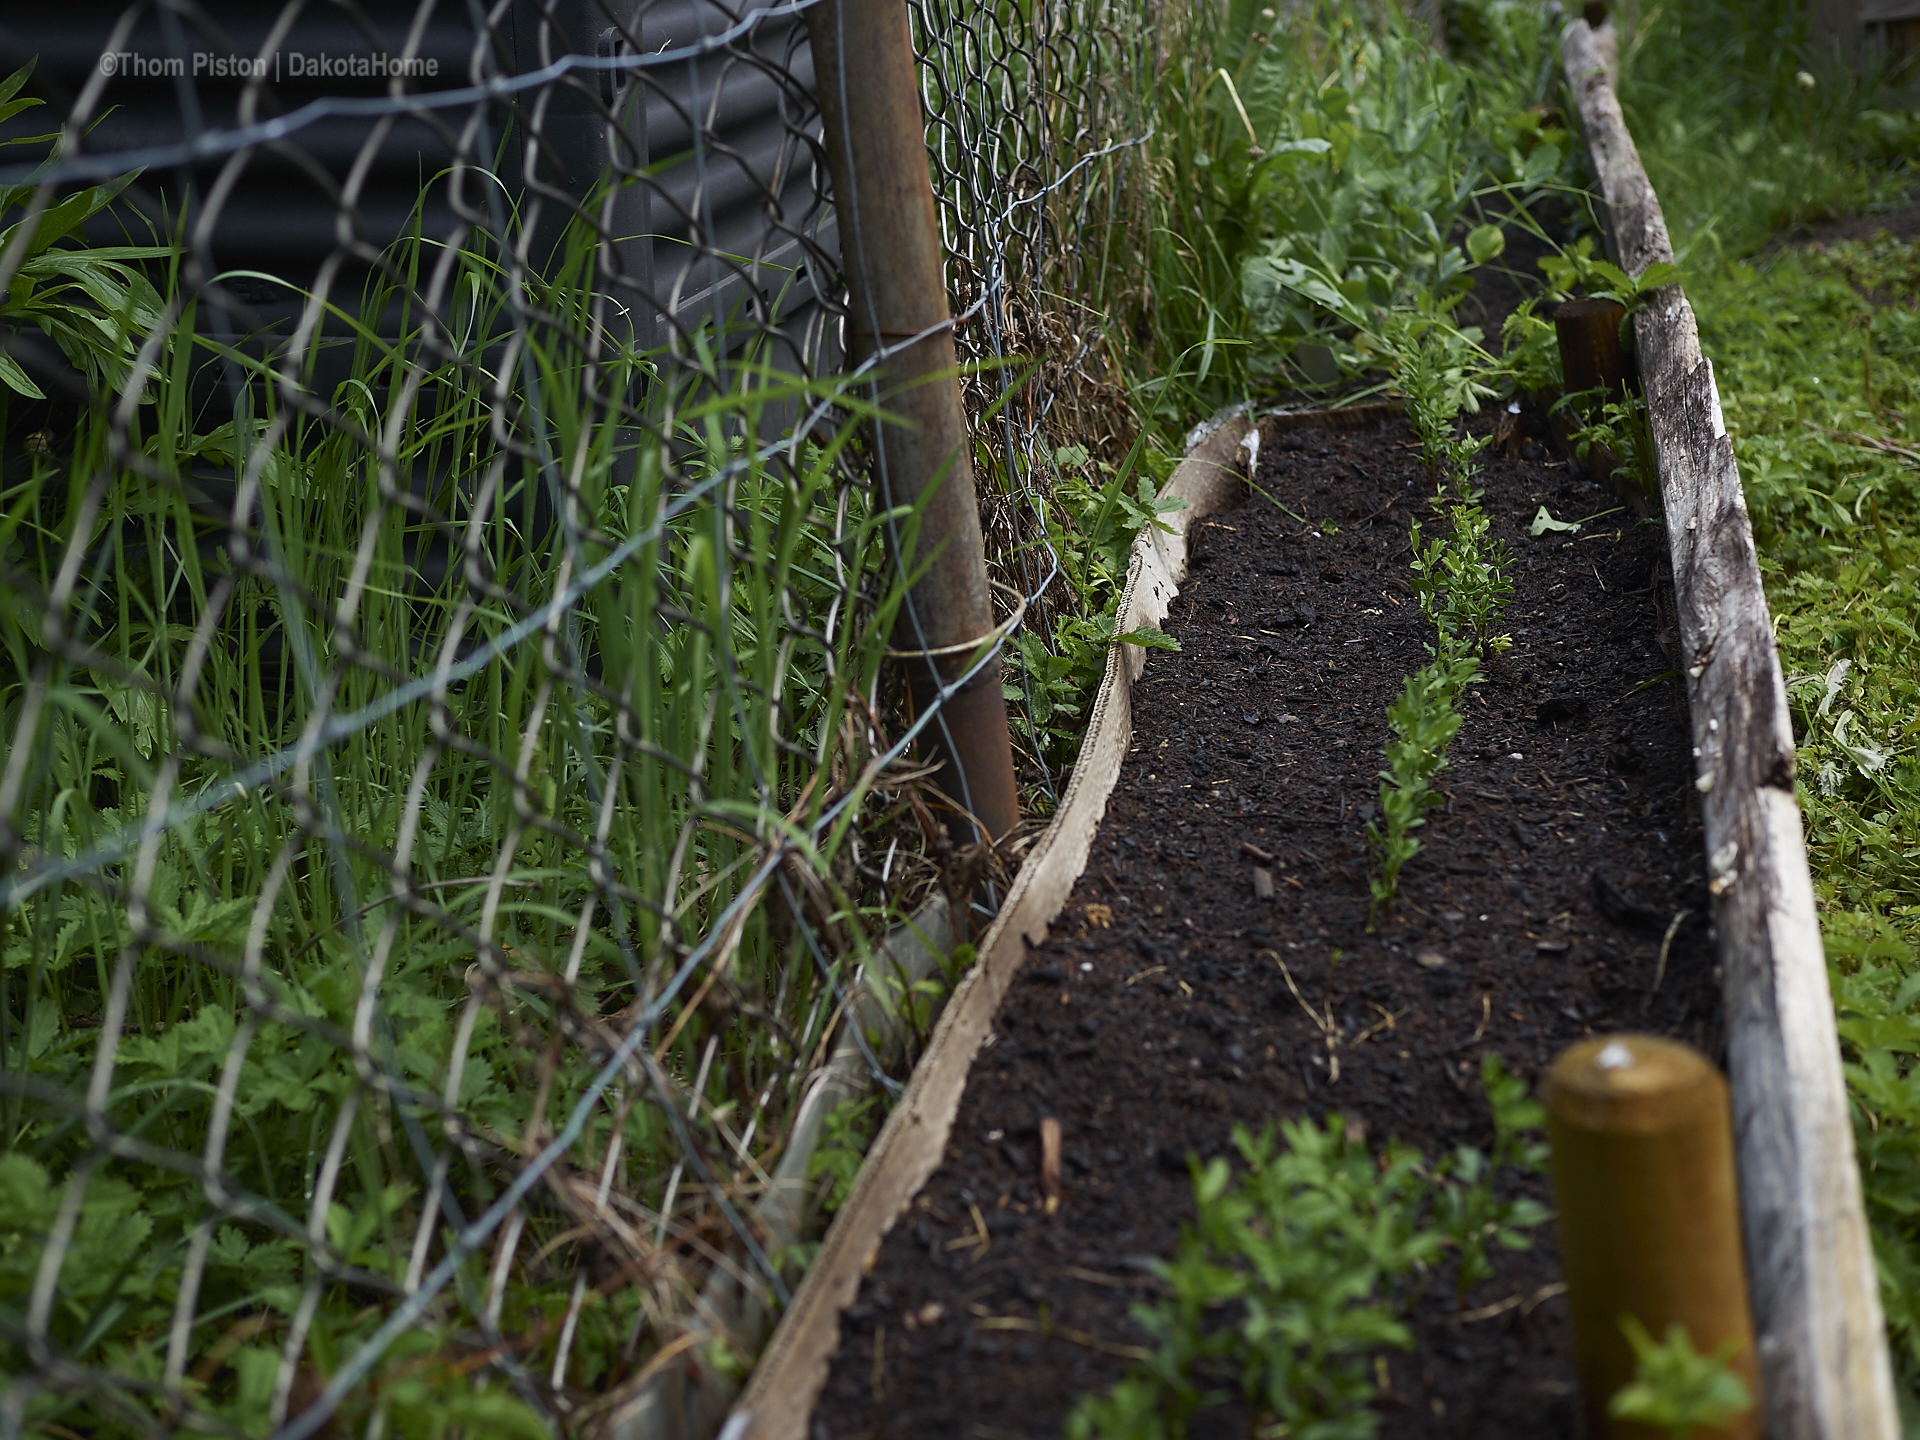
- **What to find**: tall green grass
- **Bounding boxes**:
[0,148,936,1432]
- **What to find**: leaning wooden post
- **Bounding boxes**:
[1544,1035,1760,1440]
[806,0,1018,844]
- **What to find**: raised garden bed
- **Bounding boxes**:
[724,20,1896,1440]
[806,407,1715,1439]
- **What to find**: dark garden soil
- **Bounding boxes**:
[814,408,1719,1440]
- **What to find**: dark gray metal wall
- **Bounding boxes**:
[0,1,841,381]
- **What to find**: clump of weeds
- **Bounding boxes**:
[1065,1057,1548,1439]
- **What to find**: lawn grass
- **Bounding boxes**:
[1617,0,1920,1401]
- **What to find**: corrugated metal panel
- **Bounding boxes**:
[0,2,840,377]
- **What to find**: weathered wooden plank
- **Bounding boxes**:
[724,411,1255,1440]
[1563,20,1898,1440]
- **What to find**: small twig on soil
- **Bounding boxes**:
[1056,1265,1167,1293]
[972,1315,1152,1362]
[1352,1003,1407,1047]
[871,1322,885,1402]
[1469,993,1491,1046]
[1646,909,1690,1010]
[1454,1282,1570,1324]
[1040,1118,1064,1212]
[1270,951,1340,1081]
[944,1203,992,1254]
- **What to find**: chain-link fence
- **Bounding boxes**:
[0,1,1154,1435]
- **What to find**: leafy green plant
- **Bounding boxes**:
[1367,653,1479,923]
[1608,1318,1755,1440]
[1500,296,1562,398]
[1432,1054,1551,1298]
[1006,444,1184,772]
[809,1096,879,1215]
[1565,389,1661,501]
[1380,304,1499,481]
[1410,501,1515,655]
[1538,235,1683,312]
[1065,1117,1444,1440]
[1066,1062,1548,1438]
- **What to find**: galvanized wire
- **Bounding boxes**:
[0,2,1151,1435]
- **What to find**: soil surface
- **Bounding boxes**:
[814,409,1718,1440]
[1778,189,1920,253]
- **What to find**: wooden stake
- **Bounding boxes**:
[1544,1034,1759,1440]
[1554,297,1628,398]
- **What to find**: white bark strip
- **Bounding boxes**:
[1562,21,1897,1440]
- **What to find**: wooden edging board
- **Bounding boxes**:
[724,407,1271,1439]
[1562,19,1899,1440]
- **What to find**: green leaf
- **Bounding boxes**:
[1466,224,1506,264]
[0,348,44,399]
[1609,1317,1753,1436]
[1115,626,1181,652]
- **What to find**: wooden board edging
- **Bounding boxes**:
[1562,20,1898,1440]
[724,409,1258,1440]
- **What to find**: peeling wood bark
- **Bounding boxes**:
[1563,20,1898,1440]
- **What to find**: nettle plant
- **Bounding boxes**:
[1067,1057,1548,1440]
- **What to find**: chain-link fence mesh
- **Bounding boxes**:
[0,1,1153,1435]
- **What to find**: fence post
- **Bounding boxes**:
[1809,0,1861,66]
[805,0,1019,845]
[1543,1034,1761,1439]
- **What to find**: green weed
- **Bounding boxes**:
[1005,444,1185,773]
[1608,1318,1754,1440]
[1064,1059,1547,1439]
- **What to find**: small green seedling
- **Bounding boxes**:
[1433,1055,1551,1298]
[1066,1065,1550,1436]
[1608,1317,1754,1440]
[1410,506,1515,657]
[809,1095,879,1214]
[1368,653,1479,923]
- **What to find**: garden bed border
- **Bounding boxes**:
[720,408,1265,1440]
[1562,18,1899,1440]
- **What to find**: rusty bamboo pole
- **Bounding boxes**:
[806,0,1018,845]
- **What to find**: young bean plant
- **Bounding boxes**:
[1366,291,1519,921]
